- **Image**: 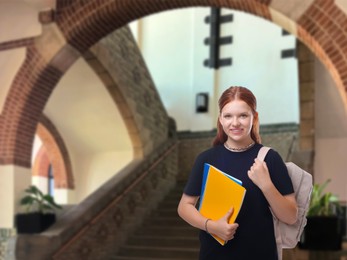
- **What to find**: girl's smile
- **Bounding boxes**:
[219,100,254,148]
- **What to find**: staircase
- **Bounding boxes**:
[112,182,200,260]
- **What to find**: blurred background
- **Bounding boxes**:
[1,1,347,259]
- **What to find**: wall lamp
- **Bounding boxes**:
[196,93,209,113]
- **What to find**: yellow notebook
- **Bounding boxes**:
[199,163,246,245]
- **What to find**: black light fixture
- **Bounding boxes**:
[196,93,209,113]
[203,7,233,69]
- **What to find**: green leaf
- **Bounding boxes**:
[308,179,340,217]
[19,185,62,213]
[43,195,62,209]
[20,196,34,205]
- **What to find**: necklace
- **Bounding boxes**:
[224,141,255,152]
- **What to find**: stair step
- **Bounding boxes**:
[117,245,199,258]
[164,189,184,200]
[112,181,200,259]
[135,226,198,237]
[159,200,180,208]
[127,235,199,248]
[154,208,180,218]
[147,216,189,226]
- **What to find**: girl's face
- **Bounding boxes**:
[219,99,254,146]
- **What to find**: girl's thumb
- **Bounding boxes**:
[223,207,234,222]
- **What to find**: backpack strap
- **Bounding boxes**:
[257,146,283,260]
[257,146,271,161]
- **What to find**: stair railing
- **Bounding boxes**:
[15,139,179,260]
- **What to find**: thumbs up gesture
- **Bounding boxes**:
[207,207,239,242]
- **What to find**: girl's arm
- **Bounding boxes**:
[177,194,206,230]
[261,184,297,224]
[177,193,238,241]
[248,158,298,224]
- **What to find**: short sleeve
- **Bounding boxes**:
[183,151,207,196]
[265,149,294,196]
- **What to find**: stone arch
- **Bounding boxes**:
[82,49,144,158]
[1,0,347,169]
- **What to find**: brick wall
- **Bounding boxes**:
[36,116,74,189]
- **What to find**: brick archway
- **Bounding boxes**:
[1,0,347,168]
[32,145,50,179]
[35,115,74,189]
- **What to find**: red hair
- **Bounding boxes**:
[212,86,261,146]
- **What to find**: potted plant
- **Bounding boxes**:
[299,179,342,250]
[15,185,62,234]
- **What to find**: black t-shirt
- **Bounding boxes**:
[184,143,294,260]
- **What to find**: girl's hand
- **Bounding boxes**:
[207,208,239,241]
[247,158,272,191]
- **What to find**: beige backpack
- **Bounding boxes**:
[257,147,313,260]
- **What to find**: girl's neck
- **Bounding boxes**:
[224,139,255,152]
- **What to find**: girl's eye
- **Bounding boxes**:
[224,115,231,119]
[241,114,248,118]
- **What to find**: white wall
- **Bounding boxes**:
[0,165,31,227]
[130,7,299,131]
[314,57,347,201]
[217,9,299,126]
[73,150,132,202]
[0,49,26,113]
[42,58,133,204]
[136,8,199,130]
[0,1,42,43]
[32,176,49,195]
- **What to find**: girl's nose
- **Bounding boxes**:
[231,117,239,126]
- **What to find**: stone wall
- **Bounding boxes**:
[298,41,315,152]
[89,26,169,157]
[0,228,16,260]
